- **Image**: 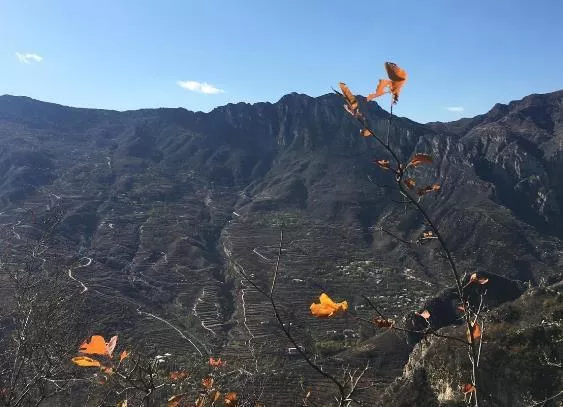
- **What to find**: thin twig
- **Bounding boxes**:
[235,228,347,402]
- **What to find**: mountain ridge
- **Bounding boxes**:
[0,89,562,405]
[3,88,561,122]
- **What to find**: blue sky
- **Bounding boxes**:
[1,0,562,123]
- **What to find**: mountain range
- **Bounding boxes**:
[0,89,561,406]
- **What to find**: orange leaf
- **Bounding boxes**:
[339,82,362,117]
[201,376,214,390]
[339,82,358,110]
[462,383,476,394]
[385,62,408,104]
[466,322,482,343]
[375,159,390,170]
[119,350,130,362]
[71,356,101,367]
[360,129,372,137]
[372,317,394,328]
[404,178,416,189]
[408,153,433,167]
[169,371,189,381]
[469,273,489,285]
[79,335,118,358]
[209,357,225,367]
[367,79,391,101]
[79,335,108,356]
[310,293,348,318]
[417,184,441,196]
[385,62,408,82]
[422,231,435,238]
[418,310,431,319]
[224,392,238,406]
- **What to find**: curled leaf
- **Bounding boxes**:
[408,153,433,167]
[469,273,489,285]
[462,383,476,394]
[417,310,431,320]
[367,79,390,101]
[310,293,348,318]
[339,82,361,117]
[466,322,482,343]
[368,62,408,104]
[117,400,128,407]
[209,357,225,367]
[339,82,357,110]
[417,184,441,196]
[224,392,238,406]
[360,129,373,137]
[201,377,214,390]
[385,62,408,82]
[79,335,118,358]
[422,231,435,239]
[404,178,416,189]
[71,356,101,367]
[119,350,130,362]
[372,317,394,328]
[375,159,390,170]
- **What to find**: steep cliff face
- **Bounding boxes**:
[0,90,561,405]
[380,284,562,407]
[429,91,563,238]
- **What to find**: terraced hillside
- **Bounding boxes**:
[0,90,561,404]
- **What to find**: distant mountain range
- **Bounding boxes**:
[0,90,561,405]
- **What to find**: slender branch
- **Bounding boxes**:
[235,228,347,402]
[361,295,386,320]
[270,229,283,297]
[386,104,393,147]
[379,228,412,245]
[528,390,563,407]
[352,98,482,406]
[136,309,204,356]
[355,315,468,346]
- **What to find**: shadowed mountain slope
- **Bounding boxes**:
[0,90,561,405]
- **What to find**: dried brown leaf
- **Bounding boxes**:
[375,159,390,170]
[408,153,433,167]
[404,178,416,189]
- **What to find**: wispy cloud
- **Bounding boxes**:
[177,80,225,94]
[445,106,464,112]
[16,52,43,64]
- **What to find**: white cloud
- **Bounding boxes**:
[445,106,464,112]
[16,52,43,64]
[177,80,225,94]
